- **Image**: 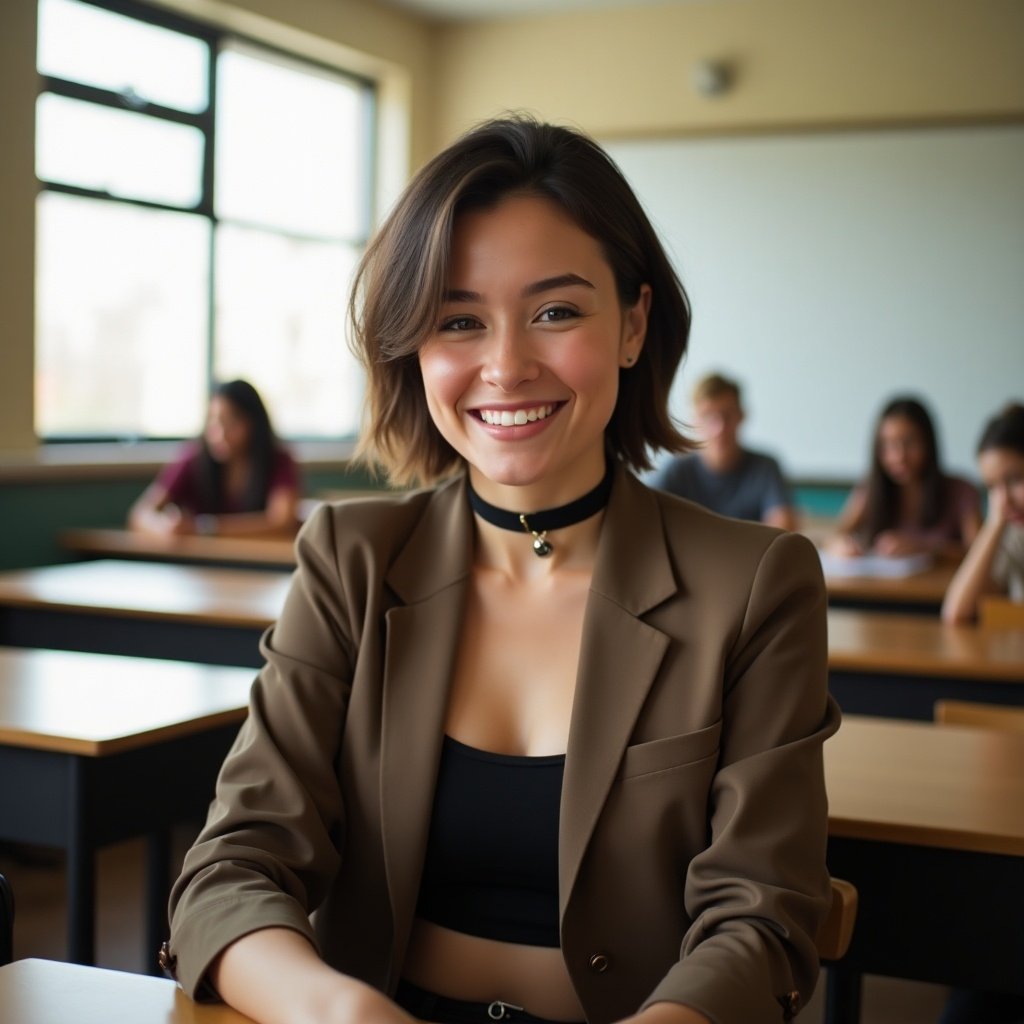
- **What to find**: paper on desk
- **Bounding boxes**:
[817,549,933,578]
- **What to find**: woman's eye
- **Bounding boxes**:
[439,315,481,332]
[537,306,578,323]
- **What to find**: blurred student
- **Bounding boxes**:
[942,403,1024,624]
[826,396,980,559]
[647,372,798,530]
[129,379,301,538]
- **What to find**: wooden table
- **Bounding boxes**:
[60,528,298,570]
[824,561,956,614]
[0,647,253,969]
[827,608,1024,719]
[0,561,290,667]
[0,958,255,1023]
[824,716,1024,1019]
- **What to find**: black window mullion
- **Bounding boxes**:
[205,36,220,393]
[40,75,209,131]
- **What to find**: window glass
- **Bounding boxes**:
[214,224,363,437]
[37,93,204,207]
[38,0,209,113]
[36,192,210,438]
[216,46,369,238]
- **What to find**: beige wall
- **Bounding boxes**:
[432,0,1024,144]
[0,0,436,457]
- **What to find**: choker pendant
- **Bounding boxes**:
[466,460,615,558]
[519,515,553,557]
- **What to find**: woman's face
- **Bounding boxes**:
[878,414,928,485]
[204,395,251,463]
[979,447,1024,525]
[417,194,649,506]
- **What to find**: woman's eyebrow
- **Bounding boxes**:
[522,273,595,297]
[441,274,595,305]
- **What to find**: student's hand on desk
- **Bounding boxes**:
[873,531,921,557]
[824,533,864,557]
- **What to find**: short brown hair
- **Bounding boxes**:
[349,115,693,486]
[693,372,742,407]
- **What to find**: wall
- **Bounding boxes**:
[431,0,1024,143]
[0,0,437,459]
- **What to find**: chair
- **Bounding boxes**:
[934,699,1024,734]
[978,595,1024,630]
[817,876,858,961]
[0,872,13,966]
[820,877,860,1024]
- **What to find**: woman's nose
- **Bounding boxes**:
[479,327,539,392]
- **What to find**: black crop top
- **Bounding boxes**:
[415,735,564,948]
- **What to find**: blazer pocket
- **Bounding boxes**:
[618,720,722,780]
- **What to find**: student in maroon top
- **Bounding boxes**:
[128,379,301,538]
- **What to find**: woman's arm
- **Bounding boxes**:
[941,493,1009,623]
[210,928,415,1024]
[824,485,867,555]
[642,532,838,1022]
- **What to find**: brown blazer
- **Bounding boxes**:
[168,464,839,1023]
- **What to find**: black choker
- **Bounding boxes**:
[467,461,614,557]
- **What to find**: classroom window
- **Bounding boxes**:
[35,0,373,442]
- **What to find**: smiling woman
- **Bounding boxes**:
[166,117,839,1024]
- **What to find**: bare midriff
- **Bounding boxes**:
[402,918,586,1021]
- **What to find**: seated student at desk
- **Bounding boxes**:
[826,395,980,560]
[646,372,798,530]
[943,402,1024,625]
[129,379,301,539]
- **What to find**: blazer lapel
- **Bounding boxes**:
[559,467,678,918]
[379,475,472,985]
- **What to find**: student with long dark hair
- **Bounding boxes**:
[942,402,1024,624]
[129,379,301,538]
[827,395,980,558]
[164,117,838,1024]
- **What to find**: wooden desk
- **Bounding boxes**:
[0,958,254,1023]
[827,608,1024,719]
[824,561,955,614]
[0,648,252,970]
[0,561,290,667]
[60,528,297,570]
[825,716,1024,1015]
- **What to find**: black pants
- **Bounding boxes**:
[939,989,1024,1024]
[394,979,585,1024]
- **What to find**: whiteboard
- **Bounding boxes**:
[606,124,1024,481]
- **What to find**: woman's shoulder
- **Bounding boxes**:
[296,477,461,565]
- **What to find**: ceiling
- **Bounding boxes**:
[377,0,682,23]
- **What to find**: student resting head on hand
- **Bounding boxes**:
[942,402,1024,624]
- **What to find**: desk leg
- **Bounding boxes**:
[825,966,862,1024]
[66,759,95,965]
[145,829,170,976]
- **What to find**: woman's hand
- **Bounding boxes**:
[985,483,1010,530]
[615,1002,712,1024]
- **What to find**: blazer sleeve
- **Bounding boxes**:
[167,505,356,998]
[642,531,840,1023]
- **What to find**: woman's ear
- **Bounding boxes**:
[619,284,651,367]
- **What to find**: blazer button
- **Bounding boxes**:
[588,952,611,973]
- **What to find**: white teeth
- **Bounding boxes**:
[480,404,555,426]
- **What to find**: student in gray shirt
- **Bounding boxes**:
[648,372,798,531]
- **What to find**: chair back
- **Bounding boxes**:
[979,596,1024,630]
[935,699,1024,734]
[0,872,13,966]
[817,877,857,962]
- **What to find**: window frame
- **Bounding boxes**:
[36,0,376,444]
